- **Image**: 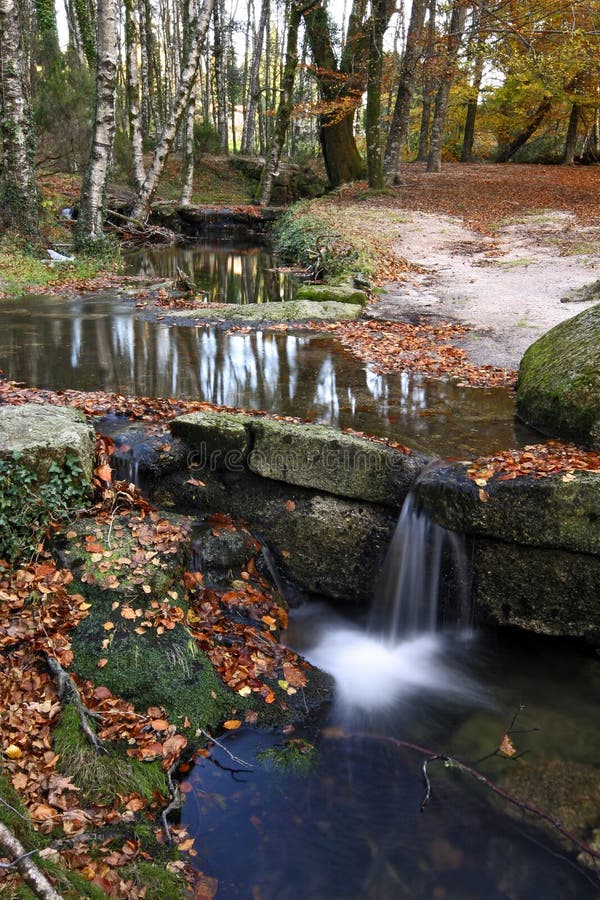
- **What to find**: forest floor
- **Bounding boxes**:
[314,162,600,370]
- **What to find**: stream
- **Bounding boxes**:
[1,239,598,898]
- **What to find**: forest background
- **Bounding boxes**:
[1,0,599,248]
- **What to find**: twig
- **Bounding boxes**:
[45,656,107,754]
[160,760,182,846]
[198,728,253,769]
[335,732,600,865]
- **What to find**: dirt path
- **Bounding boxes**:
[369,209,599,371]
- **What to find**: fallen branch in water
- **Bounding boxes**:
[337,732,600,867]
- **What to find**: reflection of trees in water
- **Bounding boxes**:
[126,245,288,304]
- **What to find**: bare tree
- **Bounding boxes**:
[131,0,215,223]
[427,0,467,173]
[0,0,39,236]
[76,0,119,243]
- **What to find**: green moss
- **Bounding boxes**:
[296,283,367,305]
[257,738,319,773]
[0,234,121,297]
[53,703,168,804]
[117,860,187,900]
[517,304,600,447]
[166,299,363,324]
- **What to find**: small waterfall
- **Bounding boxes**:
[370,492,472,640]
[292,490,479,715]
[112,449,141,487]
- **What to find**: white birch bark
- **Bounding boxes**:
[131,0,215,224]
[0,822,63,900]
[241,0,268,154]
[76,0,118,243]
[124,0,146,189]
[0,0,39,236]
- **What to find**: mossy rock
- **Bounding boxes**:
[414,464,600,556]
[163,299,363,324]
[296,283,368,306]
[517,304,600,448]
[0,403,96,482]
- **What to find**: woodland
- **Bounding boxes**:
[1,0,600,898]
[0,0,599,242]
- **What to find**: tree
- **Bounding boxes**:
[124,0,146,190]
[365,0,388,188]
[427,0,467,173]
[75,0,119,244]
[0,0,39,237]
[131,0,215,223]
[258,0,302,205]
[383,0,428,184]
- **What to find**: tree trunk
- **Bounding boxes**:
[563,102,580,165]
[416,0,437,161]
[495,96,552,162]
[180,82,197,204]
[131,0,215,223]
[460,0,486,163]
[76,0,118,244]
[303,0,368,187]
[241,0,268,154]
[365,0,387,188]
[212,0,229,153]
[124,0,145,189]
[0,0,39,237]
[0,822,63,900]
[383,0,428,184]
[427,0,467,173]
[73,0,96,67]
[258,2,301,206]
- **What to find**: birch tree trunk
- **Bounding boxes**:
[76,0,118,244]
[0,0,39,237]
[124,0,146,189]
[180,83,198,203]
[383,0,428,184]
[131,0,215,223]
[258,2,301,206]
[212,0,229,152]
[241,0,268,154]
[0,822,63,900]
[426,0,467,173]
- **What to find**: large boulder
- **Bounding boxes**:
[517,304,600,448]
[0,403,96,481]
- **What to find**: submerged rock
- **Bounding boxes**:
[0,403,96,482]
[517,304,600,448]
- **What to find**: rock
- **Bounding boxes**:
[561,279,600,304]
[413,463,600,638]
[248,417,425,505]
[162,299,363,324]
[0,403,96,482]
[296,283,368,306]
[517,304,600,448]
[170,410,427,506]
[415,464,600,555]
[153,465,397,604]
[474,539,600,639]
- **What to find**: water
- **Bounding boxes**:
[125,238,295,304]
[0,296,537,458]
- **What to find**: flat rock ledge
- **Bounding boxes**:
[163,299,363,324]
[414,463,600,640]
[0,403,96,481]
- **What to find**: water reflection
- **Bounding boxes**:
[0,292,538,457]
[125,239,295,304]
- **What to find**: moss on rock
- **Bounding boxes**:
[517,304,600,448]
[163,299,363,324]
[296,283,367,306]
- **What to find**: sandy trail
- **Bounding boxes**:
[371,210,600,370]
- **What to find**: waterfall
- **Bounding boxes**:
[292,490,479,714]
[370,492,472,640]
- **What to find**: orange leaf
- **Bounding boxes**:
[284,500,296,512]
[223,719,241,730]
[499,733,517,757]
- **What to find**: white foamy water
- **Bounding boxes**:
[304,624,481,713]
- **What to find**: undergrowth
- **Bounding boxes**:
[0,452,90,564]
